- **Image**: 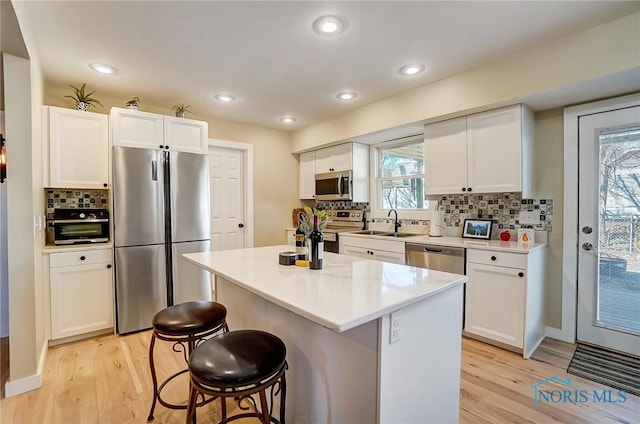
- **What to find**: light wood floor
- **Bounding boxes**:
[1,332,639,423]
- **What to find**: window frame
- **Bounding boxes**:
[370,134,430,218]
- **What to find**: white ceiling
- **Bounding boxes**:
[16,1,640,131]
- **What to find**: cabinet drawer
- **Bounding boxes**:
[50,249,112,267]
[467,249,527,269]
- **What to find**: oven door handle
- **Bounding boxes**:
[53,219,109,224]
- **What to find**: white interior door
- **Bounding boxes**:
[209,146,245,251]
[578,104,640,356]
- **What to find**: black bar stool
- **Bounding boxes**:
[147,300,228,422]
[186,330,288,424]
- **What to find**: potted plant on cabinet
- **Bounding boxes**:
[171,103,191,118]
[65,83,103,111]
[125,97,141,110]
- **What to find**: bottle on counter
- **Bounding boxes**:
[309,214,323,270]
[295,221,307,259]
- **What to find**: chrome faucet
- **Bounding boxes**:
[388,209,401,234]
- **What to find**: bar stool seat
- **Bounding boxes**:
[186,330,287,424]
[147,301,228,422]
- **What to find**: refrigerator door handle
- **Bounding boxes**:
[152,160,158,181]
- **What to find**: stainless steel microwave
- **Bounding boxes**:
[49,208,110,245]
[315,170,352,201]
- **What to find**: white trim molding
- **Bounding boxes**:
[208,138,254,248]
[4,339,47,397]
[562,92,640,343]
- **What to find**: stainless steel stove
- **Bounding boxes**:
[323,209,365,253]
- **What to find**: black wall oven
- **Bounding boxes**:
[49,208,110,245]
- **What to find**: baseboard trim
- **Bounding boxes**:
[4,339,47,398]
[4,372,41,398]
[545,326,572,342]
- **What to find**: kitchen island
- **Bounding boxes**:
[183,245,467,423]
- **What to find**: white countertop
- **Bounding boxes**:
[339,233,545,253]
[183,245,467,333]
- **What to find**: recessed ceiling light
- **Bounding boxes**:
[336,91,357,101]
[312,15,346,36]
[280,116,297,124]
[89,63,116,75]
[398,64,425,76]
[215,94,236,102]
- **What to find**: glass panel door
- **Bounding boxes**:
[578,105,640,356]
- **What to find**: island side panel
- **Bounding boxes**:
[216,276,379,423]
[378,283,464,423]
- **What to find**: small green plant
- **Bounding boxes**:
[64,83,103,108]
[125,96,141,107]
[171,103,191,115]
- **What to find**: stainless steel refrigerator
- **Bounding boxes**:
[113,146,211,334]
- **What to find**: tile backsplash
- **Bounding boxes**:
[45,189,109,218]
[317,193,553,235]
[437,192,553,231]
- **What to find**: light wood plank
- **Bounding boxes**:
[1,333,639,423]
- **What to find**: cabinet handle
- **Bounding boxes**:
[518,272,524,278]
[159,144,164,149]
[103,183,108,188]
[80,256,86,261]
[490,255,497,261]
[165,146,170,150]
[467,187,472,192]
[107,264,112,269]
[461,187,466,192]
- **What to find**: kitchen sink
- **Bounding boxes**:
[347,230,392,236]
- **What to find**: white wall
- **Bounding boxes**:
[0,110,7,338]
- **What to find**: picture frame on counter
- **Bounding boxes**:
[462,219,493,240]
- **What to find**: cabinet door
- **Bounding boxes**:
[467,105,522,193]
[163,116,208,154]
[299,151,316,199]
[371,250,405,265]
[464,262,525,348]
[315,143,352,173]
[48,107,109,188]
[340,245,372,260]
[50,261,114,339]
[111,107,164,149]
[424,118,468,195]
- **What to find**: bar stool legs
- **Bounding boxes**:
[146,301,228,422]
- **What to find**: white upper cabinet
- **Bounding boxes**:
[111,108,164,149]
[299,151,316,199]
[163,115,208,154]
[111,107,208,154]
[425,104,533,196]
[46,106,109,189]
[315,143,353,173]
[424,117,468,195]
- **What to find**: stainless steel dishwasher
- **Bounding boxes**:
[405,243,465,274]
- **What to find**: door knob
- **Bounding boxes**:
[582,242,593,251]
[238,223,244,228]
[582,226,593,234]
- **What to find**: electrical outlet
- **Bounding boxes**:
[389,310,402,344]
[519,211,540,225]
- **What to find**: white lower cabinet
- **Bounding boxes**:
[339,236,405,265]
[463,247,545,358]
[49,248,114,340]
